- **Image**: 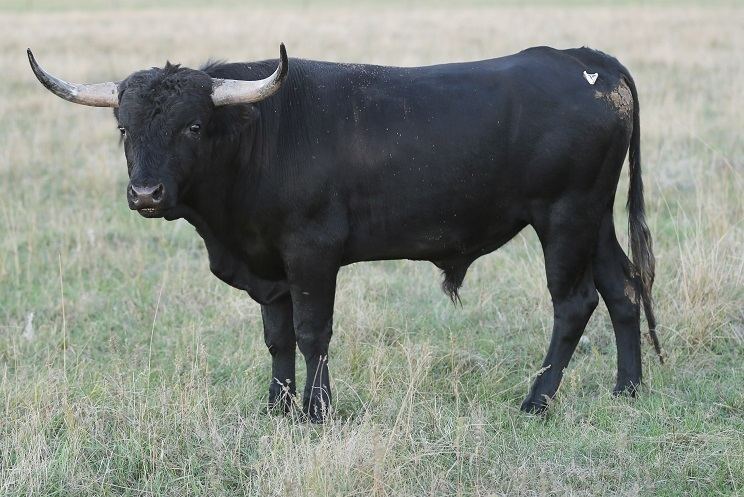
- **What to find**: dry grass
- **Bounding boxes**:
[1,4,743,496]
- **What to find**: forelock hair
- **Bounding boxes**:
[147,61,186,96]
[121,62,211,121]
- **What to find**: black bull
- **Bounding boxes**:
[29,45,662,421]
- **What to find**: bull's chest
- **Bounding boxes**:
[190,217,288,305]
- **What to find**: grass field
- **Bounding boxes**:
[1,3,743,496]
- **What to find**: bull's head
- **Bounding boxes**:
[27,45,288,218]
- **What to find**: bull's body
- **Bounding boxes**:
[200,48,622,298]
[29,45,660,421]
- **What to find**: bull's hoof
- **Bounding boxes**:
[520,396,549,416]
[303,389,331,424]
[268,381,296,414]
[268,395,295,414]
[306,410,327,424]
[612,380,640,397]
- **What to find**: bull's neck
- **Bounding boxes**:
[179,64,311,240]
[183,107,275,240]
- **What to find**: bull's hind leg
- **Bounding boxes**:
[592,213,642,395]
[521,211,600,414]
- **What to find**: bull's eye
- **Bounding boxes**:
[118,126,126,136]
[189,123,201,134]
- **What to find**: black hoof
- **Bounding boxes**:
[306,411,327,424]
[303,389,331,423]
[612,381,640,397]
[520,397,550,415]
[268,380,296,414]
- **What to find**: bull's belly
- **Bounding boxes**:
[342,206,528,264]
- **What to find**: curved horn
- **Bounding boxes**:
[27,49,119,108]
[211,43,288,106]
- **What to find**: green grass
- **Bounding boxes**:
[1,4,743,496]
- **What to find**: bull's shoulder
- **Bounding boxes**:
[181,209,290,305]
[206,244,289,305]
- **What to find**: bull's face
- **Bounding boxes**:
[27,45,288,219]
[116,67,219,217]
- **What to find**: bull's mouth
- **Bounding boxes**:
[137,207,165,218]
[135,205,187,221]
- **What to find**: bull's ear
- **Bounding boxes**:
[209,103,259,137]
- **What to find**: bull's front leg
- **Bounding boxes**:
[285,254,338,423]
[261,295,296,413]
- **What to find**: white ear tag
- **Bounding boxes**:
[583,71,598,85]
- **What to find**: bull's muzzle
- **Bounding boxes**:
[128,183,165,215]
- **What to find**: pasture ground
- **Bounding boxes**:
[0,3,742,496]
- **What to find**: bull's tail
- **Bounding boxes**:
[624,72,663,364]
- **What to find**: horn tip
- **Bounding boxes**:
[278,43,288,79]
[27,48,42,77]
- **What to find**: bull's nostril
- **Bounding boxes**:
[152,184,164,202]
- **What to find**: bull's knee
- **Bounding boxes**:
[265,336,295,357]
[296,327,331,357]
[608,279,641,323]
[553,288,599,338]
[607,296,639,326]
